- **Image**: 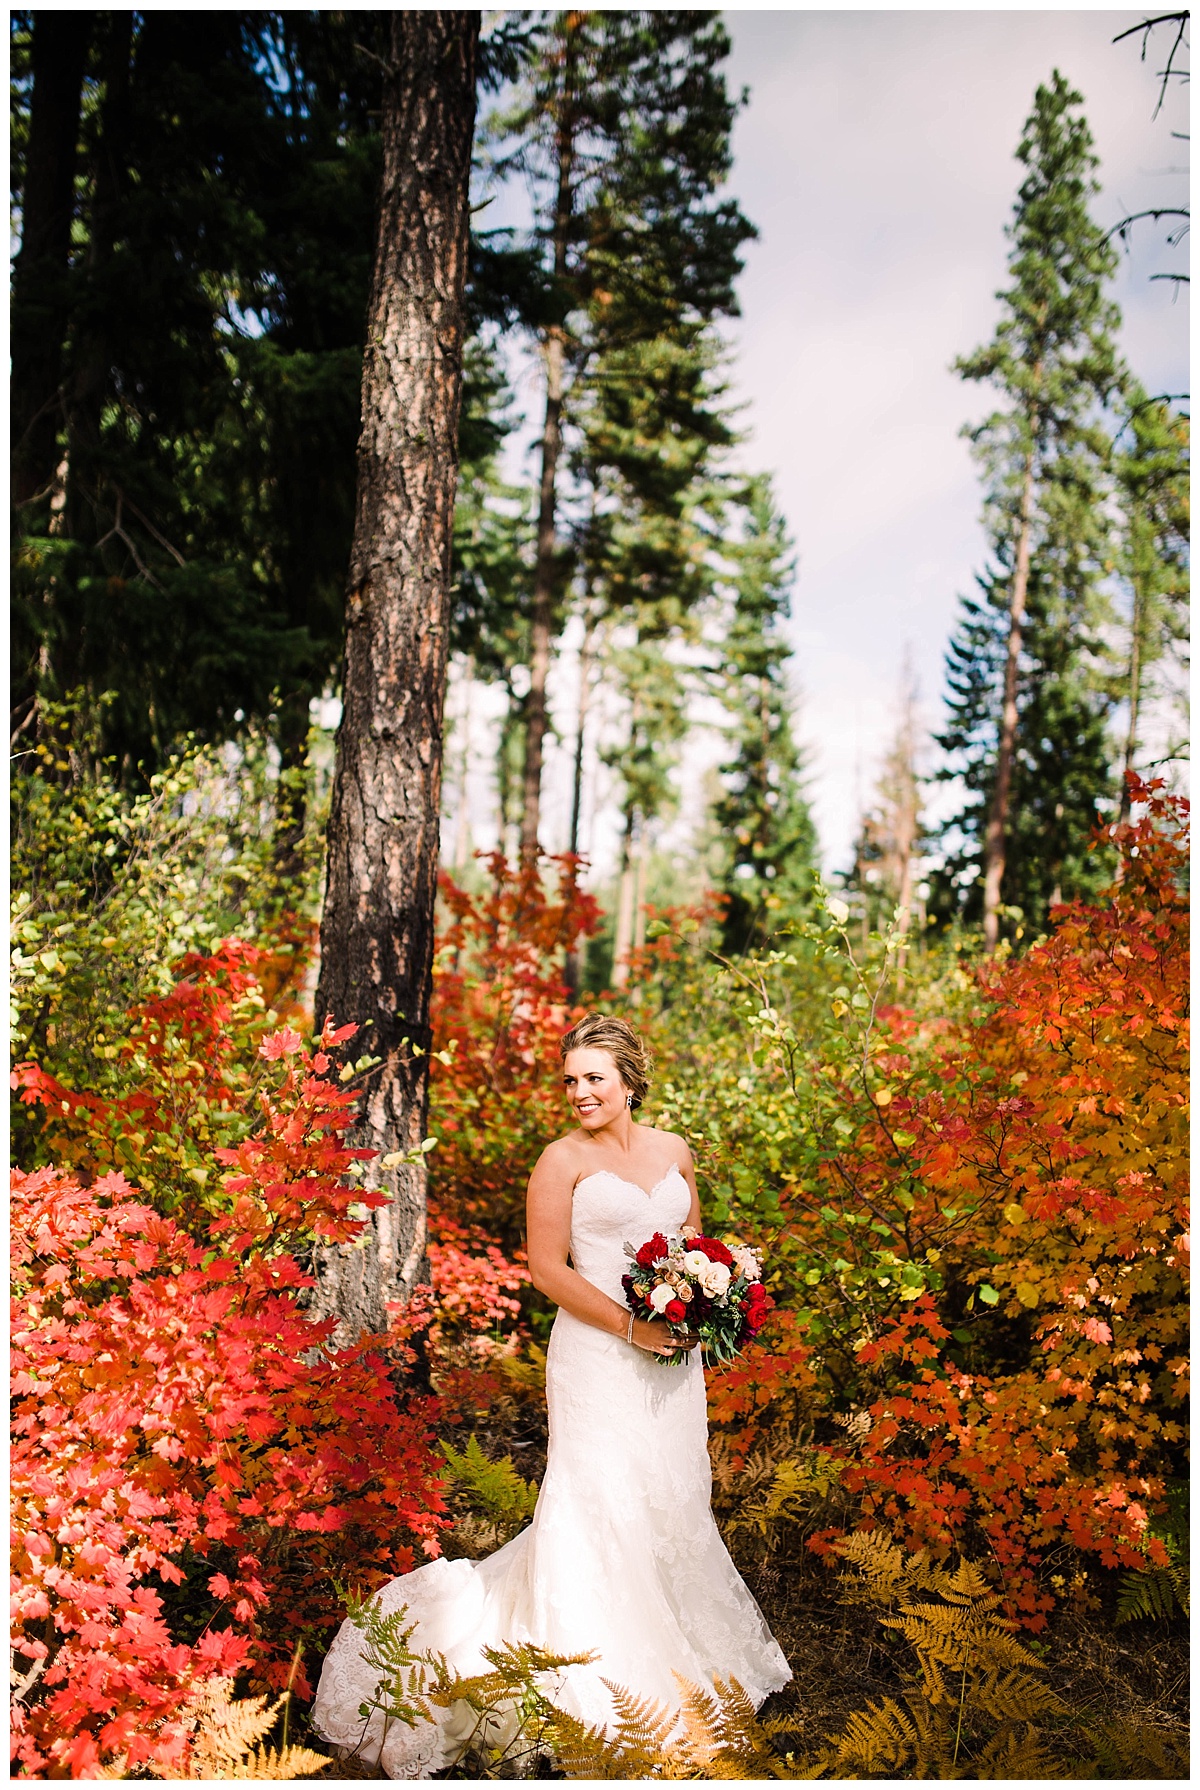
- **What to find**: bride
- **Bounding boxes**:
[311,1012,791,1775]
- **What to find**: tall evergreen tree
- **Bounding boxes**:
[488,11,754,853]
[712,479,817,952]
[942,71,1125,946]
[311,10,478,1340]
[9,12,388,770]
[1112,390,1190,819]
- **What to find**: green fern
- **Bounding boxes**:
[1116,1481,1190,1625]
[725,1454,844,1557]
[439,1434,540,1548]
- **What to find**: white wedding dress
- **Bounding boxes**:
[311,1165,791,1775]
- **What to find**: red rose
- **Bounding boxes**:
[746,1281,767,1306]
[636,1233,669,1267]
[693,1236,735,1268]
[665,1298,687,1323]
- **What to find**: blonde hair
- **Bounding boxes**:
[559,1013,652,1111]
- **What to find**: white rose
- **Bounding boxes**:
[701,1261,731,1299]
[683,1250,709,1277]
[649,1282,674,1314]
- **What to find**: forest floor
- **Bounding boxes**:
[301,1381,1188,1779]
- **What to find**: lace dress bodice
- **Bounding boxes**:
[310,1161,791,1776]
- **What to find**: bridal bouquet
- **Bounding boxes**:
[621,1226,772,1366]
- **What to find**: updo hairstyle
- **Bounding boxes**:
[559,1012,652,1111]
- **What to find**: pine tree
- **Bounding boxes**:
[1112,390,1190,819]
[712,479,817,953]
[311,11,478,1340]
[943,70,1125,946]
[487,11,754,853]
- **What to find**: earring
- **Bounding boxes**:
[626,1093,633,1109]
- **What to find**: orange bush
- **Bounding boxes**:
[687,780,1187,1622]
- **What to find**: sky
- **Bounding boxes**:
[716,7,1190,869]
[459,7,1189,881]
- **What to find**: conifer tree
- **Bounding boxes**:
[1112,390,1190,819]
[489,11,753,853]
[713,479,817,952]
[943,71,1125,946]
[311,10,478,1338]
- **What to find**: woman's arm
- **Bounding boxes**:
[526,1144,683,1356]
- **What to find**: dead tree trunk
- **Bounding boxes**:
[311,10,479,1343]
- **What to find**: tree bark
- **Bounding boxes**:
[1119,580,1144,827]
[11,11,91,513]
[981,450,1036,953]
[311,11,479,1343]
[64,10,134,546]
[520,25,578,858]
[611,807,638,989]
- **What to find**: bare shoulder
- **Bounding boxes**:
[529,1133,586,1189]
[637,1131,694,1159]
[641,1124,693,1163]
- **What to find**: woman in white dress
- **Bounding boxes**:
[311,1013,791,1775]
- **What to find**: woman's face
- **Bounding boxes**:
[562,1047,629,1130]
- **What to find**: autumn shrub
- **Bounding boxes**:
[11,705,325,1186]
[652,780,1188,1623]
[427,852,602,1245]
[10,1019,449,1780]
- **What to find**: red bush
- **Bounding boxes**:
[10,1021,448,1779]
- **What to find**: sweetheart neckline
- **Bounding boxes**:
[573,1164,686,1202]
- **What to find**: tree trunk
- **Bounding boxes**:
[270,689,312,898]
[611,808,638,989]
[568,613,596,860]
[452,654,476,872]
[520,26,578,858]
[981,450,1036,953]
[1119,579,1144,826]
[311,11,479,1344]
[64,10,134,547]
[11,11,91,513]
[563,617,595,996]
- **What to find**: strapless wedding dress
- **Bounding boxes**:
[311,1165,791,1775]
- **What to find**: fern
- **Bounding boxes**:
[98,1678,331,1779]
[1117,1480,1190,1626]
[497,1342,548,1396]
[439,1434,540,1529]
[725,1454,844,1556]
[1084,1715,1189,1779]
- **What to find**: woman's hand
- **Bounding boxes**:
[630,1316,700,1356]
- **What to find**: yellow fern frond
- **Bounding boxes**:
[140,1679,330,1781]
[940,1555,996,1606]
[971,1667,1067,1725]
[973,1723,1058,1780]
[546,1705,632,1780]
[830,1529,908,1602]
[600,1674,678,1757]
[1086,1717,1189,1779]
[828,1695,921,1774]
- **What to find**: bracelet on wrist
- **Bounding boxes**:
[626,1310,636,1346]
